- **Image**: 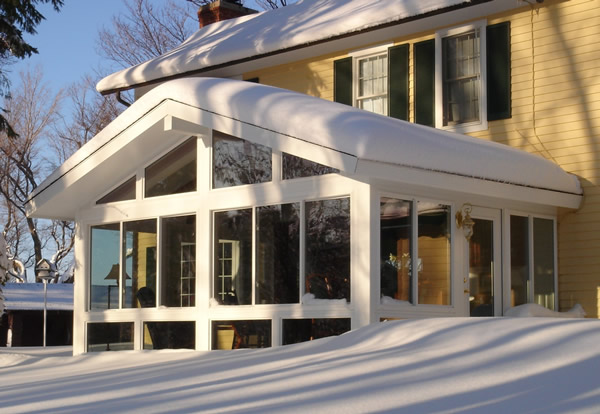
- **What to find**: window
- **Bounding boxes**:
[145,137,197,198]
[123,219,157,309]
[213,198,350,305]
[212,131,272,188]
[212,320,271,349]
[356,52,388,115]
[282,153,338,180]
[380,197,451,306]
[436,22,487,132]
[510,215,556,310]
[161,215,196,307]
[96,176,136,204]
[282,318,351,345]
[143,321,195,350]
[90,223,120,310]
[87,322,133,352]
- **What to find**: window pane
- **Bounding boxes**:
[213,131,272,188]
[123,220,157,309]
[442,29,481,126]
[214,209,252,305]
[417,203,450,305]
[90,224,120,310]
[143,321,195,350]
[282,318,351,345]
[87,322,133,352]
[305,198,351,301]
[357,54,388,116]
[145,137,197,198]
[257,203,300,304]
[212,320,271,349]
[380,198,412,302]
[96,176,136,204]
[510,215,529,307]
[282,153,338,180]
[161,215,196,307]
[534,218,555,310]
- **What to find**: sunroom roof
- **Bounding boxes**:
[97,0,501,94]
[27,78,581,220]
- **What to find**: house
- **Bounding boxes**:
[0,283,73,347]
[25,0,597,354]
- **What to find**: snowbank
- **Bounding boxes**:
[2,318,600,413]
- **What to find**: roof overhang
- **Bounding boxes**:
[97,0,531,95]
[28,78,582,220]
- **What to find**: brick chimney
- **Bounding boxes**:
[198,0,258,28]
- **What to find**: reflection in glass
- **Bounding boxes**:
[257,203,300,304]
[123,220,157,308]
[90,223,120,310]
[212,320,271,350]
[534,218,555,310]
[145,137,197,198]
[510,215,529,307]
[214,209,252,305]
[143,321,195,350]
[380,198,412,302]
[87,322,133,352]
[96,176,136,204]
[213,131,272,188]
[282,318,351,345]
[469,218,494,316]
[282,153,338,180]
[161,215,196,307]
[305,198,351,301]
[417,202,450,305]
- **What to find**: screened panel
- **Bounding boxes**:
[214,209,252,305]
[87,322,133,352]
[160,215,196,307]
[305,198,351,301]
[212,131,272,188]
[143,321,195,350]
[123,219,157,309]
[212,320,271,350]
[256,203,300,304]
[145,137,197,198]
[380,197,412,303]
[90,223,120,310]
[417,203,451,305]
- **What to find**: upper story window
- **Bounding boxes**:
[436,21,487,132]
[96,176,136,205]
[334,21,511,130]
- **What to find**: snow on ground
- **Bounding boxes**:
[2,318,600,413]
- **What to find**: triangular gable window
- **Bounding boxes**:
[96,176,136,204]
[145,137,197,198]
[282,153,338,180]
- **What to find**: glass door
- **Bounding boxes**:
[467,207,502,316]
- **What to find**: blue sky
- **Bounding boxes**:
[9,0,264,94]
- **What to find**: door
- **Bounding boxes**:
[467,207,502,316]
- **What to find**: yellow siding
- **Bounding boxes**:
[243,0,600,317]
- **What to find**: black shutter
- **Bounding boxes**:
[414,39,435,127]
[487,22,511,121]
[388,44,409,121]
[334,57,353,106]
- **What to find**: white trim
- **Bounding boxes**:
[435,20,488,133]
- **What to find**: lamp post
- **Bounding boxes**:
[36,259,55,347]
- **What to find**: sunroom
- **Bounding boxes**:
[26,78,582,354]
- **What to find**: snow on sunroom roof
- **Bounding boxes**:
[28,77,581,221]
[97,0,479,93]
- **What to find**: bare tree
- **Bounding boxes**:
[256,0,289,9]
[0,67,67,281]
[97,0,200,68]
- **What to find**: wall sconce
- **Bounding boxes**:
[456,203,475,241]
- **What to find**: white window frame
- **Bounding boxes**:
[350,43,393,116]
[435,21,488,133]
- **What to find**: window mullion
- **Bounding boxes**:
[299,201,306,302]
[156,218,162,306]
[411,199,418,305]
[528,216,535,303]
[252,207,257,305]
[119,222,124,309]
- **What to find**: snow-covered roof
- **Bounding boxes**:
[2,283,73,311]
[27,78,581,220]
[98,0,501,94]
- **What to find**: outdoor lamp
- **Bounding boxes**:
[455,204,475,241]
[36,258,55,347]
